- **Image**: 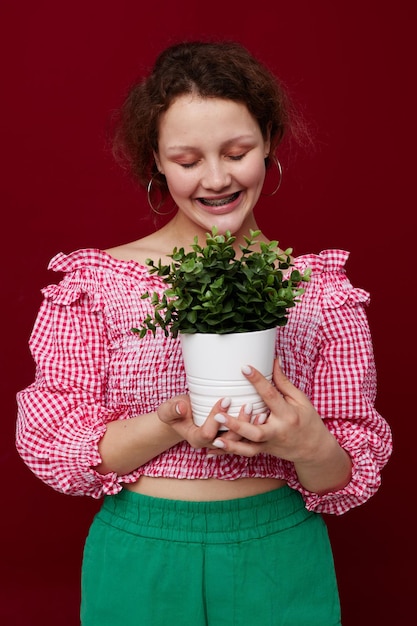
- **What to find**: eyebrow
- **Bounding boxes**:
[165,135,256,154]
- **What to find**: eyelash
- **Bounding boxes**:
[180,154,246,169]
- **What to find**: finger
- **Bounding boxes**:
[213,412,267,444]
[221,402,253,442]
[206,404,261,456]
[211,435,264,457]
[241,361,287,411]
[174,399,191,418]
[251,412,268,426]
[161,396,227,446]
[272,359,308,404]
[157,395,192,424]
[198,397,233,440]
[241,402,253,422]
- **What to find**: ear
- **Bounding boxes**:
[264,122,272,157]
[153,151,163,175]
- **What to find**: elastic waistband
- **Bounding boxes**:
[97,485,314,544]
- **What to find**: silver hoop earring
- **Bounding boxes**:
[261,156,283,196]
[147,177,176,216]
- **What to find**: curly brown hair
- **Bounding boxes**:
[112,40,305,197]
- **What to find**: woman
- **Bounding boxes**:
[16,41,392,625]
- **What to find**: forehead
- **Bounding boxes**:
[157,95,261,143]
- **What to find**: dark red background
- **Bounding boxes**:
[1,1,415,624]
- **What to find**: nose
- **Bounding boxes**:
[201,159,232,192]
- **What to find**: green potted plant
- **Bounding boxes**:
[132,227,311,426]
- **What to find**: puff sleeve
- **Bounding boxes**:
[16,252,130,498]
[282,250,392,514]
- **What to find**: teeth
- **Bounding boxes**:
[200,192,239,207]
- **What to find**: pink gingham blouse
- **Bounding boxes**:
[16,248,392,515]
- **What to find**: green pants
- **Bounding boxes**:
[81,485,341,625]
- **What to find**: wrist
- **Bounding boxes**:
[294,433,352,495]
[154,410,183,444]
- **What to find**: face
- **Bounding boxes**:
[154,95,270,238]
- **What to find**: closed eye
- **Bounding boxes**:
[179,153,246,168]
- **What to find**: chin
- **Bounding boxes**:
[199,213,251,236]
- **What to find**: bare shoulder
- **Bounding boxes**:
[105,231,173,266]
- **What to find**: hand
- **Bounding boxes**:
[159,361,351,494]
[157,394,259,452]
[210,359,337,463]
[156,394,234,449]
[210,359,352,494]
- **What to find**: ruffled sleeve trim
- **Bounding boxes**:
[42,282,103,309]
[293,248,350,273]
[48,404,130,498]
[294,249,370,309]
[288,434,381,515]
[40,249,150,311]
[47,248,148,276]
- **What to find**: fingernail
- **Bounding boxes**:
[242,365,252,375]
[258,413,267,424]
[278,355,283,368]
[175,403,182,415]
[244,402,253,415]
[213,439,225,449]
[221,397,231,409]
[214,413,227,424]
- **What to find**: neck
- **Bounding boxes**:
[162,213,269,253]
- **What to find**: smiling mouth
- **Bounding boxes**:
[198,192,240,207]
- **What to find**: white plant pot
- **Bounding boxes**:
[179,327,276,428]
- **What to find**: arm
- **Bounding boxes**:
[16,283,183,497]
[211,359,353,495]
[209,269,392,514]
[16,277,231,492]
[95,409,183,475]
[254,361,353,495]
